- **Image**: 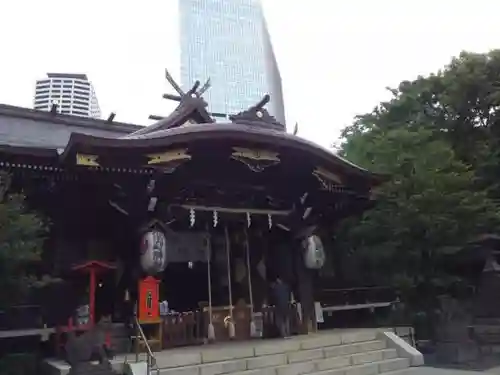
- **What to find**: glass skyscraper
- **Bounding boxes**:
[179,0,285,124]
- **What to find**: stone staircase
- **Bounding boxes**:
[126,329,418,375]
[43,329,421,375]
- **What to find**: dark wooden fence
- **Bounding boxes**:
[162,311,202,348]
[0,305,42,330]
[161,304,302,349]
[316,286,397,307]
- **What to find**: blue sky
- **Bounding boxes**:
[1,0,499,147]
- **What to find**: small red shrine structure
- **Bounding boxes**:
[54,260,116,355]
[71,260,117,326]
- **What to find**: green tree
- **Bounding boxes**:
[341,50,500,195]
[0,194,47,308]
[337,126,500,309]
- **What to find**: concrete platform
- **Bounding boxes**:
[385,367,500,374]
[43,329,420,375]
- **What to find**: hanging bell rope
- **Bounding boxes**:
[205,224,215,341]
[244,227,258,337]
[224,225,236,339]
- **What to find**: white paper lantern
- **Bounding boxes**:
[140,230,167,274]
[303,235,326,269]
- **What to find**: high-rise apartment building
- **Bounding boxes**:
[179,0,285,124]
[33,73,101,118]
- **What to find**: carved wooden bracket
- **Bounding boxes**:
[312,167,343,191]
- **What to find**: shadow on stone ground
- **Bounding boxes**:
[424,353,500,372]
[407,368,500,374]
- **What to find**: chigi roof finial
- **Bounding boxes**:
[145,68,214,124]
[162,69,211,102]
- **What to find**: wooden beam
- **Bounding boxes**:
[148,115,164,121]
[162,93,182,101]
[106,112,116,122]
[176,204,293,216]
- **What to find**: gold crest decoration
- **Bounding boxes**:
[76,153,100,167]
[231,147,280,172]
[146,148,192,173]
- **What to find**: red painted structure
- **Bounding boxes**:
[138,276,160,323]
[71,260,116,325]
[54,261,116,355]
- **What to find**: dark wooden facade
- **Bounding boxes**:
[0,76,382,349]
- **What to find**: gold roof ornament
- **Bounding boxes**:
[147,149,191,164]
[230,147,280,172]
[76,153,100,167]
[146,148,192,173]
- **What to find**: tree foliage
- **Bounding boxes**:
[337,50,500,308]
[342,50,500,194]
[0,194,47,308]
[338,128,499,290]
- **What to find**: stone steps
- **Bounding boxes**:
[154,333,411,375]
[305,358,410,375]
[44,329,421,375]
[159,348,398,375]
[377,369,426,375]
[118,330,419,375]
[229,352,405,375]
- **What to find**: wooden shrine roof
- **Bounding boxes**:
[60,120,380,182]
[0,75,385,189]
[0,73,386,235]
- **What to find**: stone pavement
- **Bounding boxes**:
[399,366,500,374]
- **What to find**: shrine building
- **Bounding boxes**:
[0,72,382,353]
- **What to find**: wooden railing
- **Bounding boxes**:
[162,311,202,348]
[0,305,42,330]
[317,286,397,307]
[160,304,302,348]
[133,315,160,375]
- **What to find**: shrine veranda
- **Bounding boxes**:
[0,76,382,351]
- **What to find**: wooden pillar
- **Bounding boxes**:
[89,268,96,325]
[251,232,268,310]
[294,243,315,333]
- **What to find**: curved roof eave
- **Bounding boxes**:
[123,98,213,139]
[62,122,384,184]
